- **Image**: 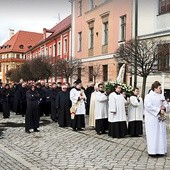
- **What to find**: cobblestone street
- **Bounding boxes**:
[0,112,170,170]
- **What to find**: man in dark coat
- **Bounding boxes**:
[50,82,59,122]
[18,82,28,117]
[36,83,45,117]
[42,83,51,116]
[85,83,94,115]
[25,85,40,133]
[2,84,11,118]
[56,84,72,127]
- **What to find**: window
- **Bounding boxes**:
[57,42,61,56]
[101,13,109,53]
[28,45,32,49]
[16,54,20,58]
[158,44,170,71]
[77,67,81,79]
[89,27,94,49]
[89,66,93,81]
[78,0,82,16]
[78,32,82,51]
[49,46,52,56]
[159,0,170,14]
[119,15,126,42]
[89,0,94,10]
[103,65,108,81]
[64,39,68,54]
[45,47,48,56]
[88,20,94,50]
[19,44,24,49]
[6,65,9,72]
[53,44,56,57]
[103,22,108,45]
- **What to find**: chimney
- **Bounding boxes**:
[43,28,46,39]
[9,29,14,39]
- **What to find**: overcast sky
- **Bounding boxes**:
[0,0,71,45]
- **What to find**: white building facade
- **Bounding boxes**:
[135,0,170,93]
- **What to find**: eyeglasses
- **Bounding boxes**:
[62,88,67,89]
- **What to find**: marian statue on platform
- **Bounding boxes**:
[116,63,126,84]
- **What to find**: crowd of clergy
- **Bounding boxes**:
[0,79,168,158]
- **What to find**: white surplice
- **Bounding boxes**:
[95,91,108,120]
[128,96,144,122]
[108,92,127,123]
[144,90,169,154]
[70,88,86,115]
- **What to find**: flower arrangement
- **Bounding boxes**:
[105,82,133,96]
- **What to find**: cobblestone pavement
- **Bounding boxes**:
[0,112,170,170]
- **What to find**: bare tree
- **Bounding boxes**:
[116,38,169,99]
[30,57,53,82]
[6,68,22,82]
[53,58,82,83]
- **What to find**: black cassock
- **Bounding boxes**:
[2,88,10,118]
[25,89,40,131]
[56,91,71,127]
[85,86,94,115]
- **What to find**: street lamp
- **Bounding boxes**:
[134,0,138,88]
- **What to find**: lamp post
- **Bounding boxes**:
[134,0,138,88]
[69,0,73,85]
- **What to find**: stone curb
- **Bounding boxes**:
[0,143,40,170]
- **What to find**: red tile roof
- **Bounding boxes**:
[0,31,43,53]
[29,15,71,50]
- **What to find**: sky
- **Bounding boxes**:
[0,0,71,45]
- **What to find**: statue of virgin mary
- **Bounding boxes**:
[116,63,126,84]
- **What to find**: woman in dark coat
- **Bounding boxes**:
[25,85,40,133]
[56,84,71,127]
[2,84,11,118]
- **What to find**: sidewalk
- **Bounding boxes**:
[0,112,170,170]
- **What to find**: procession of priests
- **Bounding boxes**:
[1,77,168,158]
[87,80,169,158]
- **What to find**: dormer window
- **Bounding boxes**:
[19,44,24,49]
[28,45,32,49]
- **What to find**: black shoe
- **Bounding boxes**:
[34,129,40,132]
[156,154,165,157]
[26,130,31,134]
[72,129,77,132]
[97,132,101,135]
[77,128,83,131]
[148,154,157,158]
[3,116,9,119]
[101,131,107,134]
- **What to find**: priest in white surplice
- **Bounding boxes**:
[70,79,86,131]
[95,83,108,135]
[128,87,144,137]
[108,84,128,138]
[144,81,169,157]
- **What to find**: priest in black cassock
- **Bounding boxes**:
[25,85,40,133]
[2,84,11,118]
[85,83,94,115]
[56,84,71,127]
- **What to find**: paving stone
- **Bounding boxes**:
[0,112,170,170]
